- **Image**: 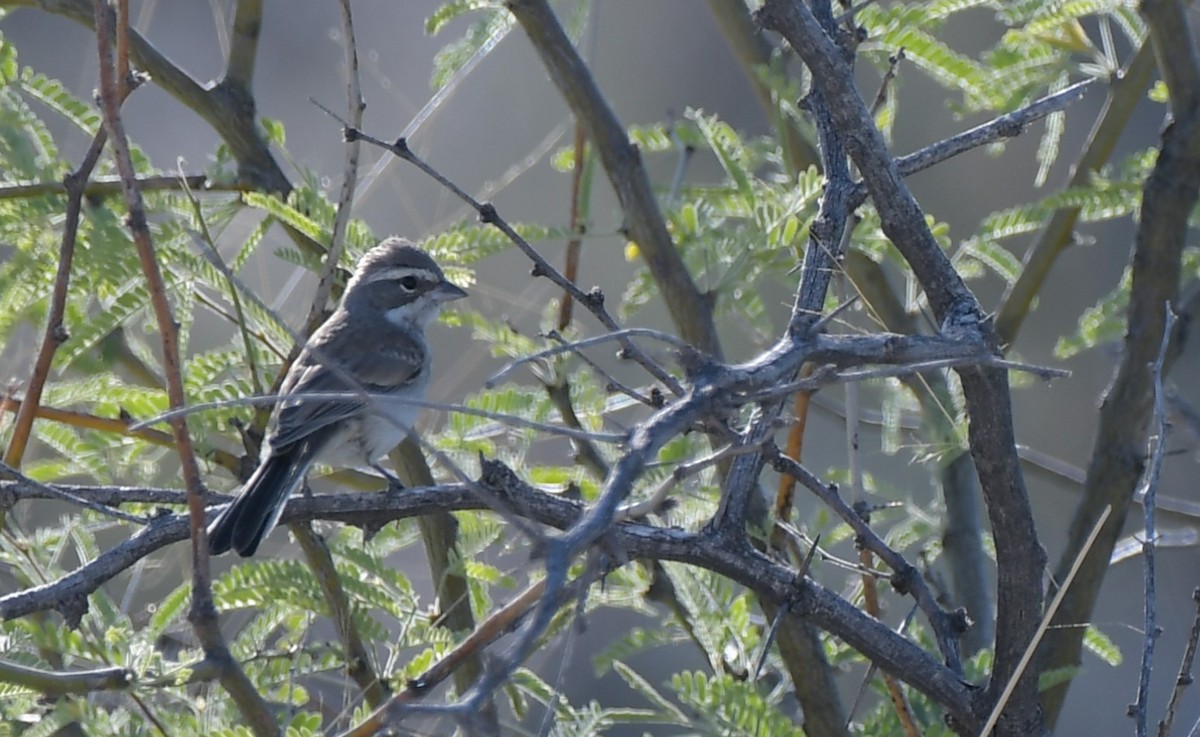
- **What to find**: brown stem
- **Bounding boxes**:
[92,3,275,734]
[290,524,389,707]
[2,132,109,472]
[556,121,587,330]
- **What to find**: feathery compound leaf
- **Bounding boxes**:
[612,660,689,722]
[19,67,100,134]
[1055,268,1130,358]
[428,4,512,92]
[425,0,503,35]
[1083,624,1123,666]
[242,191,327,243]
[1035,73,1070,186]
[671,670,806,737]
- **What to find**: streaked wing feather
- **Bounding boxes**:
[266,315,426,451]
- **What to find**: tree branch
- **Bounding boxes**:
[2,465,979,732]
[995,43,1158,344]
[758,2,1045,732]
[506,0,722,357]
[1040,0,1200,723]
[92,5,274,734]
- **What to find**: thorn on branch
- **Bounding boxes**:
[852,498,872,523]
[392,136,410,155]
[650,387,665,408]
[581,286,604,308]
[126,70,149,93]
[407,675,434,694]
[478,202,499,225]
[358,518,387,543]
[949,607,972,637]
[996,118,1025,138]
[890,564,917,597]
[58,593,89,629]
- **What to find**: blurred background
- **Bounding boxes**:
[1,2,1197,734]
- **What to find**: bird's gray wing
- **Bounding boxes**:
[265,312,426,452]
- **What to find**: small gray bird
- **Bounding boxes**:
[207,238,467,557]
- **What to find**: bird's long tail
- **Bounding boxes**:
[208,445,312,557]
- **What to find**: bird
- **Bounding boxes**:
[207,237,467,557]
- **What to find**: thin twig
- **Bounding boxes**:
[1158,587,1200,737]
[557,120,588,330]
[869,49,905,118]
[0,660,130,696]
[133,391,627,445]
[544,330,657,407]
[853,79,1094,208]
[0,174,230,200]
[979,505,1113,737]
[485,327,690,387]
[178,172,266,411]
[0,462,150,524]
[769,449,965,671]
[753,537,819,680]
[92,3,274,732]
[618,440,767,520]
[304,0,363,335]
[1133,305,1174,737]
[507,0,721,358]
[744,356,1068,403]
[2,116,111,473]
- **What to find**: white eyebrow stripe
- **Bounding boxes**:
[362,266,438,285]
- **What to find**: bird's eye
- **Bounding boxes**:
[399,276,419,291]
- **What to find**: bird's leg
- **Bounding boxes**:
[371,463,405,492]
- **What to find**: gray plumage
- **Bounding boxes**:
[207,238,467,557]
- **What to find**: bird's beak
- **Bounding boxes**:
[433,280,468,302]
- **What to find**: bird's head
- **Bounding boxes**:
[343,237,468,328]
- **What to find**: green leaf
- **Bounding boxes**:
[0,40,17,84]
[242,191,327,243]
[20,68,100,134]
[613,660,688,722]
[427,4,512,92]
[1083,625,1123,666]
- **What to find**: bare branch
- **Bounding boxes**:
[1158,587,1200,737]
[506,0,721,357]
[0,660,130,696]
[93,5,274,733]
[1133,306,1174,737]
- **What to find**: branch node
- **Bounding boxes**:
[57,593,89,629]
[890,564,918,597]
[949,607,972,637]
[581,286,604,308]
[649,387,665,408]
[478,202,499,225]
